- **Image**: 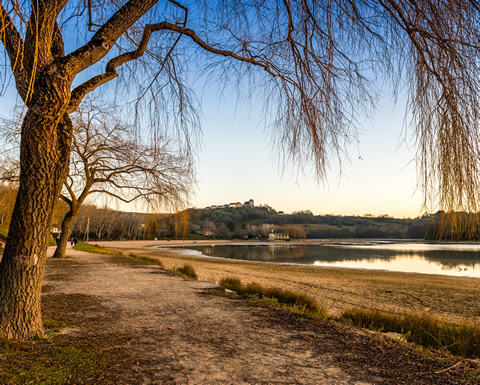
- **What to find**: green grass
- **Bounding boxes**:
[218,277,480,358]
[175,264,198,280]
[341,308,480,358]
[0,337,115,384]
[219,276,328,319]
[0,293,126,384]
[110,253,164,267]
[73,242,117,255]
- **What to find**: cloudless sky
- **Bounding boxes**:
[0,5,426,220]
[193,88,424,219]
[0,81,424,219]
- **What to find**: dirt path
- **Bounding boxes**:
[42,245,477,384]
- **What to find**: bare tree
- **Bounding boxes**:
[0,0,478,338]
[52,100,193,258]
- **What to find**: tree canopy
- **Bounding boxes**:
[1,1,479,212]
[1,0,480,338]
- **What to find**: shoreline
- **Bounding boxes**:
[92,239,480,324]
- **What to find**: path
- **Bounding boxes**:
[42,246,475,384]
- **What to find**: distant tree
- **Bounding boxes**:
[284,225,307,239]
[52,101,193,258]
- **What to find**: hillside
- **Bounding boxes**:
[186,205,428,240]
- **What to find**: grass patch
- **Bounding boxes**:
[174,264,198,280]
[109,253,164,267]
[73,242,116,255]
[219,276,327,319]
[0,293,127,384]
[341,308,480,358]
[0,336,118,384]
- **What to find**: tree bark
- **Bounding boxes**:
[53,202,79,258]
[52,209,76,259]
[0,110,72,339]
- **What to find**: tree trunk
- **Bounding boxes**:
[52,209,77,259]
[0,110,72,339]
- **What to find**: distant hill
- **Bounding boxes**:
[187,205,428,240]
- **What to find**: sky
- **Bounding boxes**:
[192,89,424,219]
[0,3,426,220]
[0,80,424,219]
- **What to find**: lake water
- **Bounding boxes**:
[172,242,480,278]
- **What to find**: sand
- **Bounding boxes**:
[92,239,480,324]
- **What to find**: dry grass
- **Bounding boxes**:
[219,276,327,319]
[175,264,198,280]
[341,308,480,358]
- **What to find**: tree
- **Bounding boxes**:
[0,183,16,226]
[52,100,193,258]
[0,1,478,339]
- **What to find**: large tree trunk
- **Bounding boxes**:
[52,208,77,259]
[0,110,72,339]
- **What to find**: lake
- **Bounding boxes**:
[170,242,480,278]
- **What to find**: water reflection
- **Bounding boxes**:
[176,243,480,278]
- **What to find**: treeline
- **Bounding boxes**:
[2,183,473,241]
[51,203,431,241]
[53,204,190,241]
[189,206,428,239]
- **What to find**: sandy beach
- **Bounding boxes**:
[92,239,480,324]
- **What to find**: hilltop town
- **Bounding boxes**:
[205,199,255,210]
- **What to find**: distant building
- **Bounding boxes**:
[206,199,254,210]
[269,229,289,241]
[201,227,215,237]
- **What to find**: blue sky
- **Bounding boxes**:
[0,3,425,219]
[0,78,424,219]
[193,89,423,218]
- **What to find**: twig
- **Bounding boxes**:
[434,361,461,374]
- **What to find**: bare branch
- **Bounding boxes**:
[69,18,282,113]
[0,4,27,99]
[63,0,159,76]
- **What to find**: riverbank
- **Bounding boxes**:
[93,239,480,324]
[18,243,474,384]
